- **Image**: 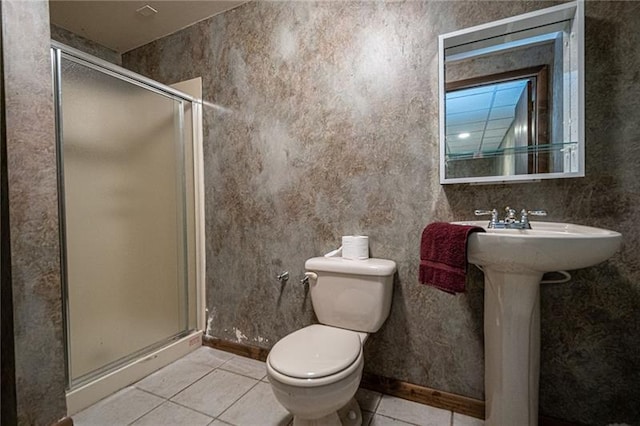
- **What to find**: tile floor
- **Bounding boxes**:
[73,347,484,426]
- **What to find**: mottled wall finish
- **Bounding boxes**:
[123,2,640,424]
[2,0,67,424]
[50,24,121,65]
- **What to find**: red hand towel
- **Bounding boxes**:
[419,222,485,294]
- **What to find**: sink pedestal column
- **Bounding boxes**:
[483,268,543,426]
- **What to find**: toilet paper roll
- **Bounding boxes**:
[341,235,369,260]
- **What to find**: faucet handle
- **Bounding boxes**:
[474,209,499,227]
[474,209,497,216]
[520,209,547,229]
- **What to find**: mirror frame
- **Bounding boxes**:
[438,1,584,185]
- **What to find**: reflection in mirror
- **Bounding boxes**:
[446,66,548,178]
[439,2,584,184]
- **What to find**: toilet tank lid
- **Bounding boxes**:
[305,257,396,276]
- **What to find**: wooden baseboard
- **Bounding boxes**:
[360,372,484,419]
[52,416,73,426]
[203,337,485,419]
[203,335,269,362]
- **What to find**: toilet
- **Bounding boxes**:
[266,256,396,426]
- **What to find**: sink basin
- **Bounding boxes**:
[453,220,622,273]
[451,220,621,426]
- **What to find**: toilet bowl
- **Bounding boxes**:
[266,257,396,426]
[267,325,366,425]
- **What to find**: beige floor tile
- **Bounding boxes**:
[220,355,267,380]
[356,388,383,413]
[171,369,258,417]
[362,410,375,426]
[135,357,214,398]
[182,346,235,368]
[72,350,470,426]
[453,412,485,426]
[219,381,291,425]
[369,414,416,425]
[376,395,452,426]
[131,401,213,426]
[72,386,163,426]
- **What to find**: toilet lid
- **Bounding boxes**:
[268,325,361,379]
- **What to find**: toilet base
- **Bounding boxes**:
[292,398,362,426]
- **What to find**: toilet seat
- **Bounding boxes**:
[267,324,363,388]
[269,324,361,379]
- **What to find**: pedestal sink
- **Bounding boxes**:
[453,221,622,426]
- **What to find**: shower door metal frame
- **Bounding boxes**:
[51,41,205,390]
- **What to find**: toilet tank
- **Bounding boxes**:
[305,257,396,333]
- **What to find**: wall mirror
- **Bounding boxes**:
[438,1,584,184]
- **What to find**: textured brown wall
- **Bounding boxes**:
[50,24,122,65]
[2,0,67,424]
[123,1,640,424]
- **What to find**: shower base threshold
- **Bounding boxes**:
[66,330,202,415]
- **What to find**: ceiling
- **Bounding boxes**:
[445,80,528,157]
[49,0,248,53]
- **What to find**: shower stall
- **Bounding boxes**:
[50,42,205,413]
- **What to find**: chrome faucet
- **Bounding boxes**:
[475,207,547,229]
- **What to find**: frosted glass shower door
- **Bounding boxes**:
[58,56,192,385]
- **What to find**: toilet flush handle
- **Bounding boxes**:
[301,272,318,286]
